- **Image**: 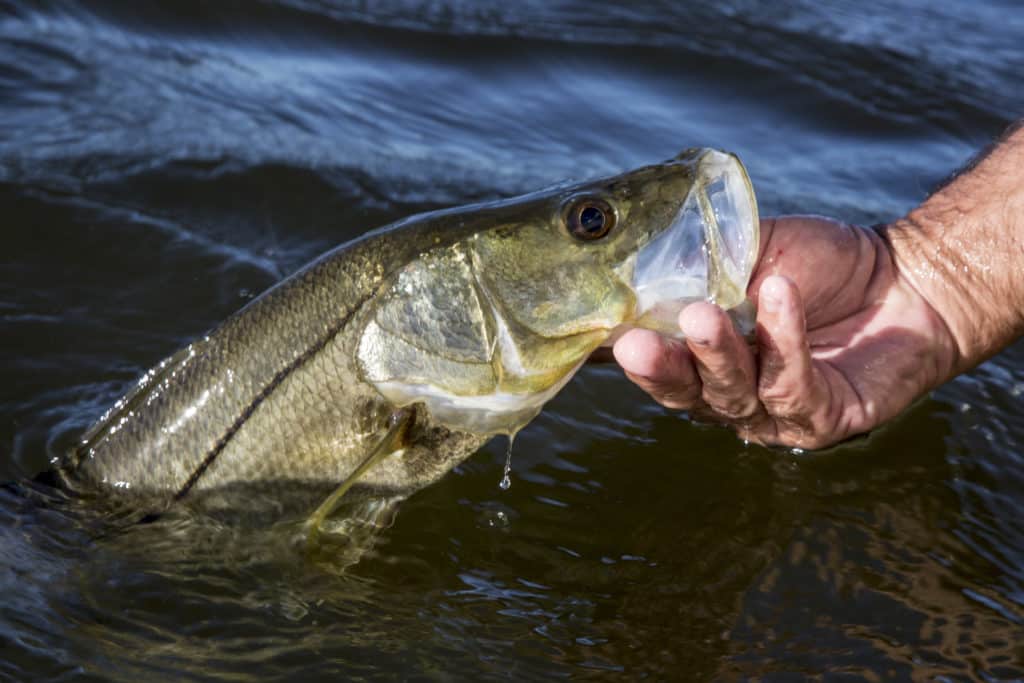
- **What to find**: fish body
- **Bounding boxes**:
[59,149,758,514]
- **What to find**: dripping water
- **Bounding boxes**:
[499,431,517,490]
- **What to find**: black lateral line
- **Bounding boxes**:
[173,304,363,502]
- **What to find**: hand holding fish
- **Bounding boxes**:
[615,121,1024,450]
[613,215,955,449]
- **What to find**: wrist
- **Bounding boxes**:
[876,216,968,381]
[880,204,1024,379]
[878,122,1024,377]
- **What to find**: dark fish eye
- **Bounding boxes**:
[565,197,615,240]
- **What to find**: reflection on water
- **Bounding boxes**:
[2,0,1024,679]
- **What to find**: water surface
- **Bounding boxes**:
[3,1,1024,679]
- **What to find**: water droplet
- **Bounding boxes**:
[499,432,516,490]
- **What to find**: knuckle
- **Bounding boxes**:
[776,411,815,435]
[763,400,808,423]
[703,391,760,421]
[759,386,812,418]
[701,368,750,397]
[700,371,759,420]
[657,387,703,410]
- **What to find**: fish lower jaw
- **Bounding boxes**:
[601,295,757,345]
[371,367,579,436]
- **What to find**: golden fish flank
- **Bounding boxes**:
[60,148,758,512]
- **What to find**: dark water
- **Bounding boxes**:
[3,1,1024,679]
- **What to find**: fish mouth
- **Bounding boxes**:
[630,149,759,338]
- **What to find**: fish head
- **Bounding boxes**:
[474,148,759,341]
[357,148,758,434]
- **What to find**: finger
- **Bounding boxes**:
[680,302,764,421]
[755,275,823,422]
[612,328,703,410]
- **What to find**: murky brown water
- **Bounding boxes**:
[3,1,1024,679]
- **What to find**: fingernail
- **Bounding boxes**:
[686,334,709,346]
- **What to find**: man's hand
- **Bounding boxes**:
[612,216,959,449]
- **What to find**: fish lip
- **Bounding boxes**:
[628,149,759,338]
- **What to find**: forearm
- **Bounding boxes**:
[880,120,1024,378]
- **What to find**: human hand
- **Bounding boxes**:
[613,216,959,449]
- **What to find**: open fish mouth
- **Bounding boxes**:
[631,149,760,337]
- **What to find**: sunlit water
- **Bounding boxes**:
[3,1,1024,680]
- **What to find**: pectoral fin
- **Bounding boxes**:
[306,408,412,543]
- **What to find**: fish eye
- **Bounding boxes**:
[564,197,616,241]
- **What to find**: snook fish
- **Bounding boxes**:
[56,149,758,519]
